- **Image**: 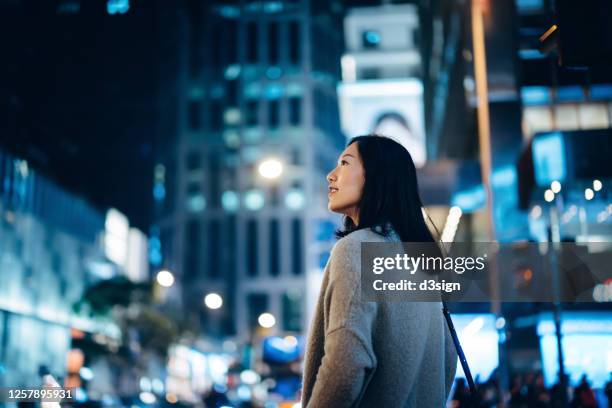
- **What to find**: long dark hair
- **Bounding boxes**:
[335,135,439,243]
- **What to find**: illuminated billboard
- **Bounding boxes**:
[338,79,426,167]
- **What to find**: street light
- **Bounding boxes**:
[258,312,276,328]
[593,179,602,192]
[156,270,174,287]
[585,188,594,201]
[544,189,555,203]
[550,181,561,194]
[258,158,284,180]
[204,293,223,310]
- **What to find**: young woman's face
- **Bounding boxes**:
[326,142,365,222]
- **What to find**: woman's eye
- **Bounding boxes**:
[341,160,348,166]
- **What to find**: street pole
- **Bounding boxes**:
[548,195,568,407]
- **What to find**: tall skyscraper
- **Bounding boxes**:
[152,0,345,340]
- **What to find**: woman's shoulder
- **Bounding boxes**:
[331,227,395,258]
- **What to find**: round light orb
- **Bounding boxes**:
[550,181,561,194]
[156,270,174,288]
[258,312,276,329]
[204,293,223,310]
[258,158,283,180]
[544,189,555,203]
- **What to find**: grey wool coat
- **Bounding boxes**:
[301,227,457,408]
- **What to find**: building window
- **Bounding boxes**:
[268,22,279,65]
[186,151,201,171]
[247,22,258,63]
[208,219,220,278]
[269,219,280,276]
[226,21,238,64]
[289,21,300,65]
[188,101,201,131]
[362,30,381,49]
[248,293,268,329]
[282,291,302,332]
[289,96,301,125]
[211,23,221,67]
[268,100,280,129]
[361,67,380,80]
[247,219,258,276]
[291,218,303,275]
[412,28,420,47]
[209,154,220,208]
[246,100,258,126]
[186,182,206,213]
[210,101,222,132]
[184,220,201,280]
[227,79,238,107]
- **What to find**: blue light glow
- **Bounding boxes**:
[532,132,567,187]
[106,0,129,15]
[521,86,551,105]
[244,189,264,211]
[153,184,165,201]
[364,31,381,45]
[221,191,239,212]
[451,186,486,212]
[491,166,517,187]
[186,194,206,213]
[284,189,305,210]
[556,86,584,102]
[264,84,284,100]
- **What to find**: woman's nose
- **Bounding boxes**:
[327,169,336,183]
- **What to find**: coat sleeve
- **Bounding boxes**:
[305,238,378,408]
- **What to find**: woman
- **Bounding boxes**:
[301,135,457,407]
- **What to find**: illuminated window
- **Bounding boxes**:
[285,189,304,210]
[221,191,239,212]
[578,103,609,129]
[522,106,553,139]
[244,189,264,211]
[554,105,579,130]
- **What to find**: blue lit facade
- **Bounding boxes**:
[0,150,115,387]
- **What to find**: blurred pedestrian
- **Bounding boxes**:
[509,374,527,408]
[550,374,570,408]
[452,378,471,407]
[605,373,612,408]
[301,135,458,407]
[571,375,597,408]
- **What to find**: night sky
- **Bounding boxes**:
[0,0,161,230]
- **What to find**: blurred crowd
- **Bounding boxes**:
[452,371,612,408]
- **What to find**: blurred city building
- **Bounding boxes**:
[338,3,427,167]
[0,149,148,388]
[151,0,345,342]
